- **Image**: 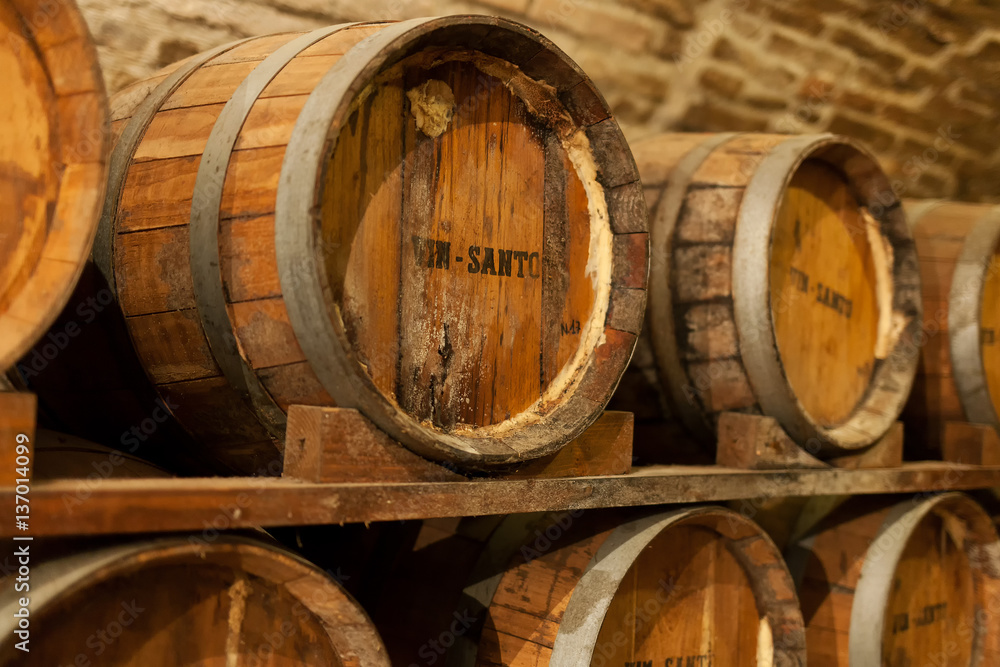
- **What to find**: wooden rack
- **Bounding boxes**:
[6,462,1000,538]
[5,393,1000,539]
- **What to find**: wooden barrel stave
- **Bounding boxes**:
[627,132,920,454]
[0,536,390,666]
[905,201,1000,446]
[374,508,806,667]
[55,16,646,474]
[0,0,108,372]
[788,493,1000,667]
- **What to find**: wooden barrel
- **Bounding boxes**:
[0,536,390,666]
[31,428,172,480]
[0,0,108,372]
[374,508,806,666]
[787,493,1000,666]
[904,201,1000,445]
[625,132,921,454]
[95,16,646,473]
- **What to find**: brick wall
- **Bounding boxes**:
[79,0,1000,201]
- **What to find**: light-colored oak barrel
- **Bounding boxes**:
[904,201,1000,445]
[374,508,806,666]
[92,16,646,474]
[0,0,108,372]
[787,493,1000,667]
[624,132,920,454]
[0,536,389,666]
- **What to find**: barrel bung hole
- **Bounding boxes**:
[590,525,761,667]
[320,50,598,432]
[770,159,883,427]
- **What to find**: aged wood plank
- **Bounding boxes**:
[717,412,903,470]
[7,462,1000,538]
[941,421,1000,466]
[502,411,633,479]
[282,408,632,483]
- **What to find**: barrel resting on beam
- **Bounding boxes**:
[281,406,635,483]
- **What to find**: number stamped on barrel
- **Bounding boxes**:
[891,602,948,634]
[411,234,540,278]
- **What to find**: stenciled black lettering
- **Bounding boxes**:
[814,281,852,319]
[514,250,528,277]
[481,247,497,275]
[467,246,481,273]
[411,235,425,266]
[789,266,809,293]
[528,252,540,278]
[436,240,451,269]
[892,612,909,634]
[498,249,513,277]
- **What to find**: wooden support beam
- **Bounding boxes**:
[282,408,633,483]
[941,422,1000,466]
[3,461,999,538]
[715,412,903,470]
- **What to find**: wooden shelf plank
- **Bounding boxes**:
[3,462,998,538]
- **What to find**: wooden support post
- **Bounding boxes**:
[0,392,36,483]
[502,412,633,479]
[941,422,1000,466]
[716,412,903,470]
[282,407,634,483]
[827,422,904,470]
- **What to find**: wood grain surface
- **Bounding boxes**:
[0,537,389,666]
[587,523,762,667]
[905,201,1000,449]
[0,0,108,372]
[771,160,880,426]
[84,17,646,473]
[372,508,802,667]
[627,132,919,456]
[789,494,1000,667]
[982,243,1000,422]
[4,463,1000,538]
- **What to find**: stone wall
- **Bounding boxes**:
[79,0,1000,201]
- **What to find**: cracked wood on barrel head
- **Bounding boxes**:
[905,201,1000,449]
[0,537,390,666]
[628,132,919,454]
[788,494,1000,667]
[101,17,646,473]
[0,0,108,372]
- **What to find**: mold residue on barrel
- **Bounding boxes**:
[407,79,455,138]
